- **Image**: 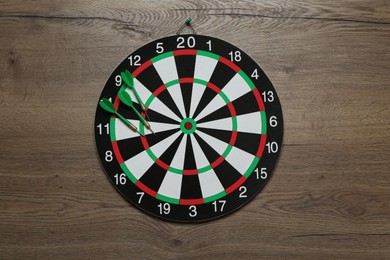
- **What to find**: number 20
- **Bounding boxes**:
[177,36,196,48]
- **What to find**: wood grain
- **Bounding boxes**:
[0,0,389,259]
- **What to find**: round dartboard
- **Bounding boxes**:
[95,34,283,222]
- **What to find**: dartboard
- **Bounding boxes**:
[95,34,283,222]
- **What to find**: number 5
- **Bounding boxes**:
[156,42,164,54]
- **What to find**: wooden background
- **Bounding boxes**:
[1,0,389,259]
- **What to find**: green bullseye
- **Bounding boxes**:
[180,118,197,134]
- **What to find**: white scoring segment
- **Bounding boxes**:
[194,93,226,122]
[132,78,152,106]
[198,170,225,198]
[196,112,263,135]
[157,171,182,200]
[113,118,141,141]
[124,150,154,180]
[196,130,227,156]
[167,83,186,118]
[235,112,263,134]
[149,131,182,159]
[152,55,179,83]
[190,135,225,198]
[124,130,181,180]
[197,129,257,175]
[169,134,187,170]
[145,121,180,135]
[225,146,255,175]
[190,135,210,169]
[197,117,232,132]
[194,73,253,122]
[194,55,218,82]
[132,77,181,122]
[147,95,181,122]
[220,73,252,104]
[189,83,206,118]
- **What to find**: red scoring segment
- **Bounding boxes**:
[132,60,152,77]
[180,198,204,205]
[174,49,197,56]
[184,122,193,130]
[219,56,241,73]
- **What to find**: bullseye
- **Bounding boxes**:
[184,122,192,130]
[180,118,197,134]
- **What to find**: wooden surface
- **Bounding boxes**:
[1,0,389,259]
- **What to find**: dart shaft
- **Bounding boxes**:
[140,103,147,112]
[129,105,152,130]
[116,112,143,136]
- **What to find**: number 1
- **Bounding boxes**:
[206,40,212,51]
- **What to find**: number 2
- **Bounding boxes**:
[239,186,247,198]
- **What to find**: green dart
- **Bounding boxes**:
[99,98,144,136]
[118,89,155,135]
[121,70,151,121]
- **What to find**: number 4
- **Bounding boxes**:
[251,69,259,80]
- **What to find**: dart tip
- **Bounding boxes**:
[145,112,151,122]
[151,129,156,135]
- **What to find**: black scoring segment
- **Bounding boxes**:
[180,83,193,118]
[156,89,184,120]
[193,133,220,165]
[180,175,202,199]
[192,86,219,120]
[116,136,145,162]
[231,91,260,116]
[117,100,140,120]
[196,103,231,124]
[145,108,179,124]
[175,54,196,79]
[158,133,184,166]
[183,136,197,171]
[213,159,242,190]
[138,163,166,192]
[208,61,236,90]
[135,65,164,93]
[197,128,231,146]
[233,132,261,156]
[144,128,180,148]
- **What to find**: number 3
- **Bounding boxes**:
[189,205,197,217]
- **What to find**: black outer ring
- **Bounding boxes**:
[94,35,283,222]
